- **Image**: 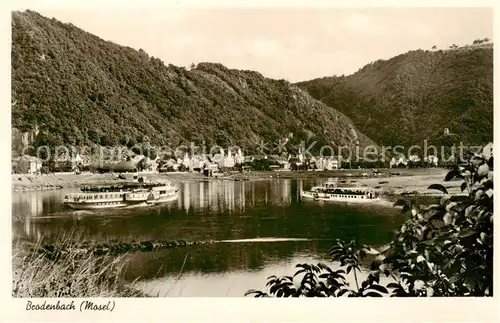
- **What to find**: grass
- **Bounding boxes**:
[12,233,147,298]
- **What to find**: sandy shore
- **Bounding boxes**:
[224,168,461,196]
[11,172,208,192]
[12,168,461,197]
[356,170,462,196]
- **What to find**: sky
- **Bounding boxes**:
[24,6,494,82]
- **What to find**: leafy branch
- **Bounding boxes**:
[247,150,493,297]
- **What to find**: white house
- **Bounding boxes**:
[14,155,42,174]
[191,155,207,170]
[325,158,340,170]
[424,155,439,166]
[235,149,245,165]
[131,154,145,164]
[408,155,421,163]
[149,156,160,173]
[390,156,408,168]
[71,154,84,170]
[288,155,303,167]
[308,156,317,169]
[298,149,304,164]
[243,156,254,164]
[204,162,219,176]
[281,161,291,170]
[212,152,225,167]
[182,152,192,171]
[73,154,83,164]
[482,142,493,160]
[315,157,340,170]
[223,149,235,168]
[160,158,179,171]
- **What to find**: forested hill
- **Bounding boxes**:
[11,10,377,157]
[297,44,493,148]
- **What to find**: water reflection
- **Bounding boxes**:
[13,179,299,221]
[13,178,403,243]
[123,240,331,281]
[175,179,294,214]
[11,178,352,220]
[131,251,393,297]
[12,178,406,297]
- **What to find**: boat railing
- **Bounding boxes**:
[81,182,169,192]
[323,188,367,195]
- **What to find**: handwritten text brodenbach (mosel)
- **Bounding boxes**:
[25,300,115,312]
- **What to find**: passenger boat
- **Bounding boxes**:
[145,182,180,205]
[62,180,179,209]
[301,180,381,203]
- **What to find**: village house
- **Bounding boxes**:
[223,150,235,168]
[281,160,291,170]
[274,155,290,170]
[182,152,192,171]
[72,153,83,168]
[297,148,305,164]
[159,158,179,172]
[13,155,42,174]
[390,156,408,168]
[317,157,340,170]
[424,155,439,166]
[137,156,156,172]
[151,156,161,172]
[482,142,493,160]
[308,156,317,169]
[234,148,245,165]
[79,154,92,166]
[122,149,135,162]
[130,154,145,165]
[204,162,219,176]
[211,150,225,168]
[191,155,207,171]
[408,155,421,163]
[288,156,303,168]
[243,156,254,164]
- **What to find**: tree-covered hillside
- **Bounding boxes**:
[297,45,493,148]
[11,10,376,157]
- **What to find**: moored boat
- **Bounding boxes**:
[63,180,179,209]
[301,180,381,203]
[146,182,179,204]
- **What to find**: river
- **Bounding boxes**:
[12,178,406,297]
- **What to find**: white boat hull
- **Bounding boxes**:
[146,193,179,204]
[301,191,382,204]
[65,201,129,209]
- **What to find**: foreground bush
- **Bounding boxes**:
[12,235,145,297]
[246,153,493,297]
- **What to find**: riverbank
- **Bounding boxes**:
[12,168,459,197]
[11,171,208,192]
[356,169,462,196]
[224,168,459,195]
[12,237,147,298]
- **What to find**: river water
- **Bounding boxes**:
[12,178,406,297]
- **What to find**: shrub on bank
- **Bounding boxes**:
[246,152,493,297]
